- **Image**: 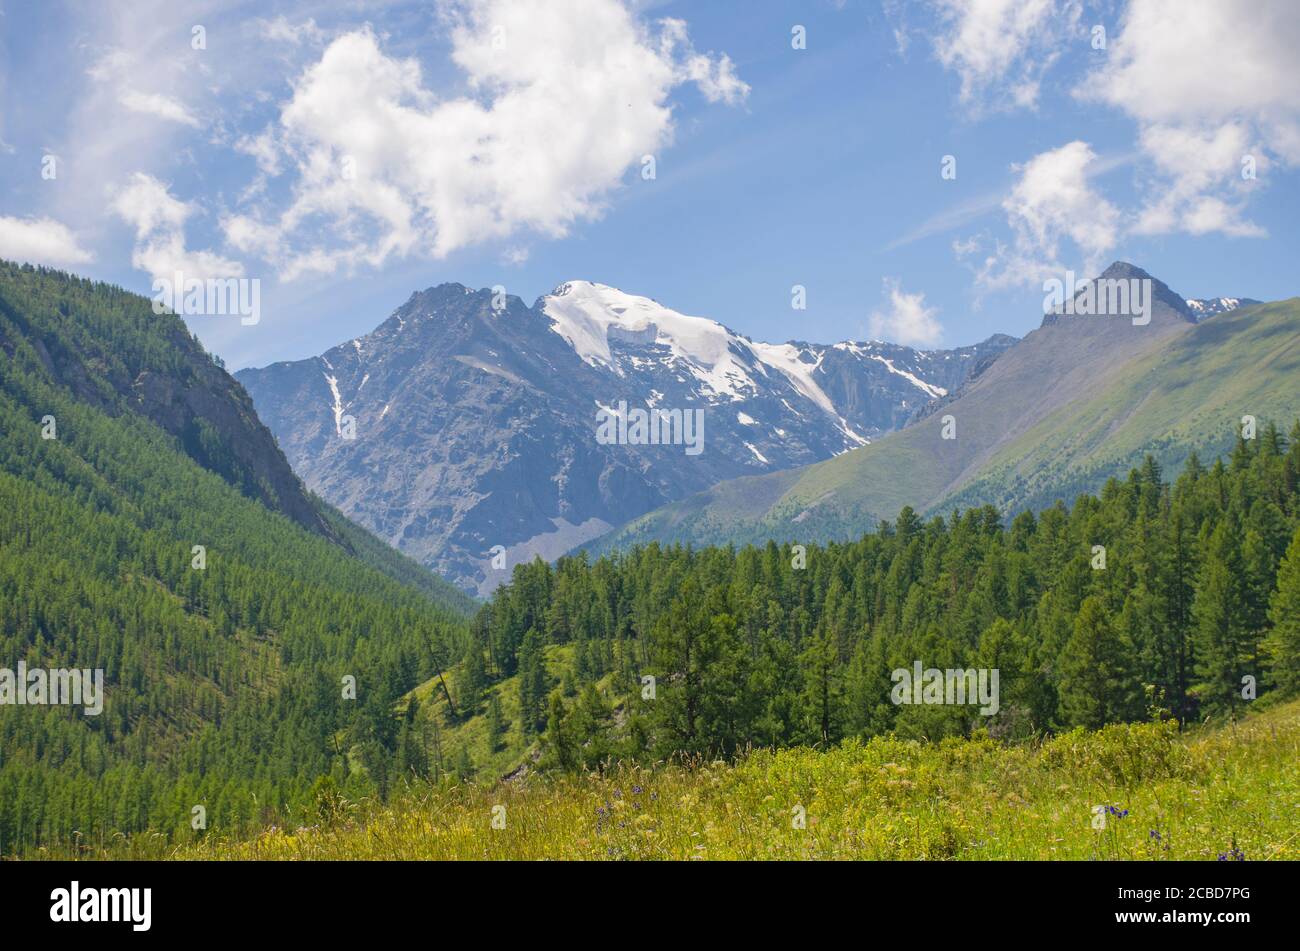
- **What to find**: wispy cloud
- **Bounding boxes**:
[885,190,1006,250]
[119,89,200,127]
[887,148,1137,252]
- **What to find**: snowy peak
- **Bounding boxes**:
[1186,297,1261,320]
[540,280,998,422]
[542,281,757,399]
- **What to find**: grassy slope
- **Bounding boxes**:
[942,299,1300,514]
[396,644,619,781]
[599,299,1300,551]
[170,698,1300,860]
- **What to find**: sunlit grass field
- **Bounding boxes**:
[129,698,1300,861]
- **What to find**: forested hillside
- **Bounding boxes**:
[461,431,1300,769]
[0,262,470,854]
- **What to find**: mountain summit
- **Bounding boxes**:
[1040,260,1196,328]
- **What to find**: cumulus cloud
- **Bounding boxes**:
[226,0,748,279]
[1078,0,1300,238]
[974,141,1120,291]
[111,173,243,282]
[868,278,943,347]
[0,216,94,267]
[931,0,1079,111]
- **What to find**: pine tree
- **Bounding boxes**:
[1264,526,1300,695]
[542,693,575,771]
[799,627,841,745]
[486,692,505,753]
[516,627,549,735]
[453,744,474,782]
[455,643,487,718]
[1058,596,1140,728]
[1192,521,1248,716]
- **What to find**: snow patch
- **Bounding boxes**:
[542,281,758,400]
[869,354,946,399]
[323,373,344,435]
[747,341,836,414]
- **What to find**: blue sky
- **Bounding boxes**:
[1,0,1296,369]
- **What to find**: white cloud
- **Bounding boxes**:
[119,89,200,127]
[1130,123,1264,237]
[930,0,1078,111]
[229,0,748,279]
[659,18,749,105]
[868,278,943,347]
[1078,0,1299,238]
[259,16,327,46]
[111,173,243,282]
[974,140,1120,290]
[234,126,282,176]
[1080,0,1300,129]
[0,216,94,267]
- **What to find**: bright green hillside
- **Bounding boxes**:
[599,297,1300,552]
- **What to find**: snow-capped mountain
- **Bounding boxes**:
[1185,297,1262,320]
[543,281,1014,449]
[236,281,1014,594]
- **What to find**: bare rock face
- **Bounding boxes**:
[237,280,1013,594]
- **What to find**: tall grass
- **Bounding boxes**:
[41,700,1300,861]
